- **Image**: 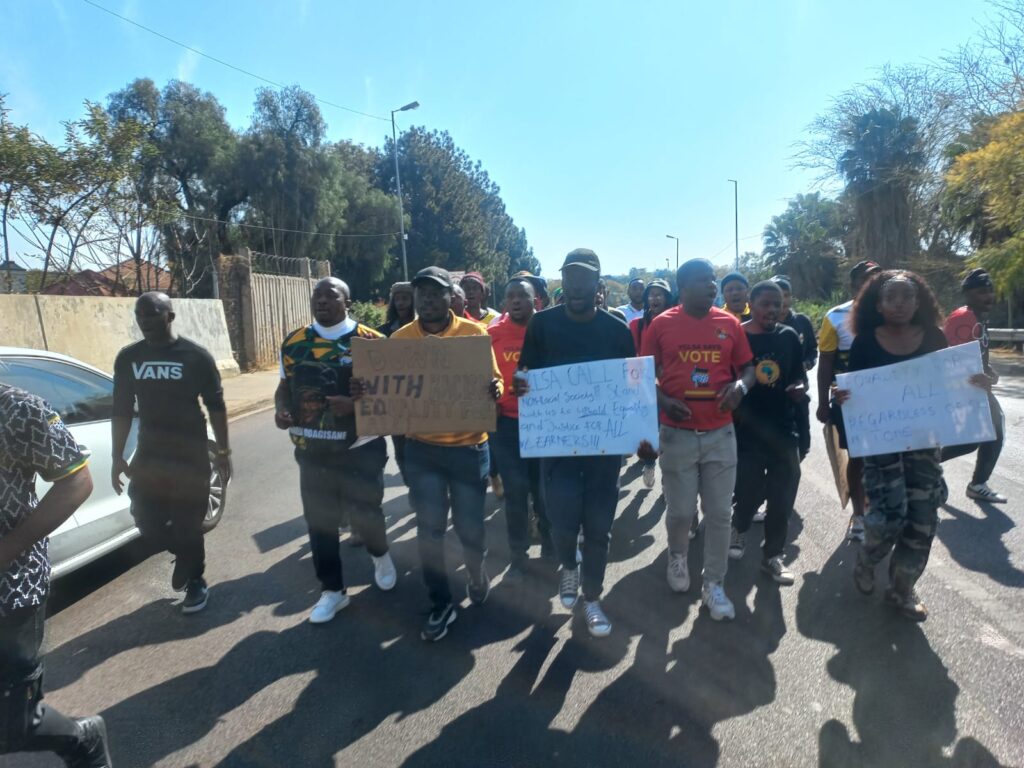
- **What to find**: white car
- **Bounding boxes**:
[0,347,227,578]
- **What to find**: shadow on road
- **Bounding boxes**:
[938,502,1024,588]
[797,545,1005,768]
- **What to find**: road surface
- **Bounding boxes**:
[11,366,1024,767]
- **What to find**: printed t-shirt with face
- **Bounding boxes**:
[488,314,528,419]
[944,306,989,370]
[641,306,753,431]
[280,318,383,453]
[735,325,805,438]
[112,336,225,458]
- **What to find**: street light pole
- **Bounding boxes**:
[391,101,420,281]
[727,179,739,271]
[665,234,679,270]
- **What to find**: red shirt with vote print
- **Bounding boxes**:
[488,314,528,418]
[641,306,753,431]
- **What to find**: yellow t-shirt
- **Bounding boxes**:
[391,312,503,447]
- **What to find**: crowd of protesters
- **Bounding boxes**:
[0,239,1008,764]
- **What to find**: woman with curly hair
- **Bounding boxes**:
[836,269,950,621]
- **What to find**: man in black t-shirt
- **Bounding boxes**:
[772,275,817,460]
[112,292,231,614]
[516,249,636,638]
[729,281,806,585]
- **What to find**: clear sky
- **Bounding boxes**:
[2,0,994,278]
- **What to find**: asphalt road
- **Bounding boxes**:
[10,367,1024,768]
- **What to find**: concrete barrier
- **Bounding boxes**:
[0,295,240,376]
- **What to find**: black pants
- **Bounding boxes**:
[0,605,90,760]
[733,429,801,559]
[796,393,811,459]
[392,435,408,482]
[129,449,210,582]
[940,391,1004,486]
[297,439,389,592]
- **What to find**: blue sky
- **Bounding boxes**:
[3,0,993,278]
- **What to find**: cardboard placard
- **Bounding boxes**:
[835,341,995,458]
[519,357,659,457]
[823,422,850,510]
[351,335,497,436]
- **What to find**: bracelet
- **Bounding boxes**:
[215,448,232,457]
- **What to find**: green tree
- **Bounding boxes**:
[762,193,848,299]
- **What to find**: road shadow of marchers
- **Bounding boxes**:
[797,546,1004,768]
[401,527,789,768]
[938,502,1024,589]
[607,489,665,564]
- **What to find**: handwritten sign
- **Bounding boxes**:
[351,335,497,436]
[519,357,659,458]
[835,342,994,458]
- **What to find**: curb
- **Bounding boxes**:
[227,400,276,423]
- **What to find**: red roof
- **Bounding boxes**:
[40,261,173,297]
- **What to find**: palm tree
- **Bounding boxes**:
[761,193,847,299]
[838,108,924,267]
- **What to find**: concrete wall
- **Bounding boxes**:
[0,295,239,376]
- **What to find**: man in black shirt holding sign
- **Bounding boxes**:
[728,281,805,585]
[516,248,636,638]
[112,292,231,614]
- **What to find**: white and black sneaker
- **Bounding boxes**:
[422,603,457,642]
[584,600,612,637]
[966,482,1008,504]
[559,566,581,609]
[467,567,491,605]
[728,528,746,560]
[752,507,767,523]
[847,515,866,543]
[73,715,113,767]
[182,578,208,614]
[642,462,656,489]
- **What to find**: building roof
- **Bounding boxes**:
[39,260,174,297]
[98,260,173,293]
[0,260,27,272]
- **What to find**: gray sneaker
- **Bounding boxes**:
[701,581,735,621]
[762,556,795,585]
[584,600,612,637]
[559,566,580,609]
[728,528,746,560]
[666,551,690,593]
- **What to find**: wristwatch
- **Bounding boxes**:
[736,380,748,396]
[215,447,232,457]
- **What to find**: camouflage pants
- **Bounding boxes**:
[859,449,945,594]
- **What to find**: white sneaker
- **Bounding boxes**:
[701,581,735,621]
[752,507,767,523]
[642,463,656,489]
[309,590,349,624]
[667,551,690,593]
[584,600,612,637]
[372,553,397,591]
[966,482,1008,504]
[847,515,865,542]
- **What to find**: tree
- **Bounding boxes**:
[946,109,1024,293]
[762,193,848,299]
[837,108,925,267]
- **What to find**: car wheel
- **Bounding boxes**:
[203,443,227,533]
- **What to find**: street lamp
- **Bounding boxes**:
[727,179,739,271]
[391,101,420,281]
[665,234,679,270]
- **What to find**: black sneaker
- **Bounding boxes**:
[171,559,188,592]
[467,567,491,605]
[70,715,112,768]
[182,578,208,614]
[853,559,875,596]
[884,587,928,622]
[421,603,457,641]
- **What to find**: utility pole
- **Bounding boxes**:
[666,234,679,270]
[728,179,739,271]
[391,101,420,281]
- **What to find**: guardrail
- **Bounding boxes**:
[990,328,1024,343]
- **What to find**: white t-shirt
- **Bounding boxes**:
[617,304,645,324]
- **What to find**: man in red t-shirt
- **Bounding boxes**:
[940,268,1006,503]
[488,279,550,581]
[641,258,754,621]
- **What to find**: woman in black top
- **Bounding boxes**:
[837,270,947,621]
[376,282,415,337]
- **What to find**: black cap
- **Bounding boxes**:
[628,277,645,287]
[961,268,993,291]
[561,248,601,272]
[511,270,548,297]
[412,266,453,289]
[644,278,672,299]
[721,271,749,289]
[770,275,792,292]
[850,260,881,281]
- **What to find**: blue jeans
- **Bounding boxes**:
[405,440,490,608]
[489,415,549,563]
[542,455,622,601]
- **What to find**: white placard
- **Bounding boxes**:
[835,341,995,458]
[518,357,659,458]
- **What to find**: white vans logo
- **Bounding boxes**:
[132,361,183,380]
